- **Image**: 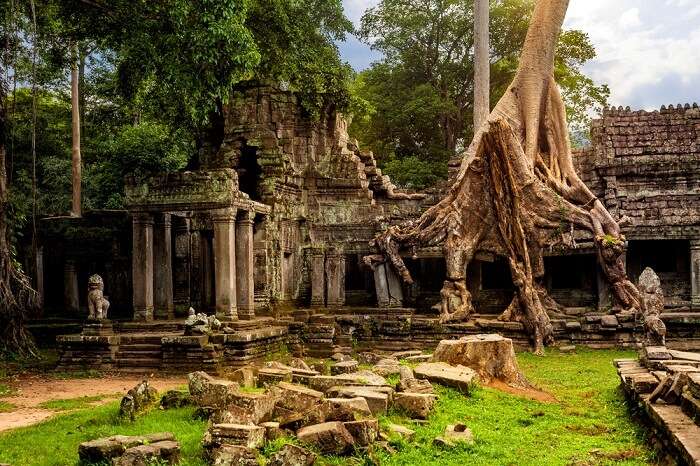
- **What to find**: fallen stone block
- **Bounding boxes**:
[228,366,257,388]
[258,368,293,386]
[414,362,478,393]
[277,405,328,431]
[327,386,390,415]
[331,360,359,375]
[119,380,158,420]
[393,392,436,419]
[221,390,277,424]
[372,358,402,377]
[344,419,379,447]
[441,423,474,445]
[271,382,324,413]
[203,423,266,449]
[600,315,619,327]
[160,390,192,409]
[209,445,258,466]
[289,358,312,371]
[385,423,415,440]
[643,346,672,361]
[431,334,529,386]
[297,422,355,455]
[404,354,432,363]
[324,397,373,421]
[559,345,576,354]
[78,433,175,464]
[113,440,180,466]
[268,444,316,466]
[392,350,422,359]
[260,421,286,441]
[357,352,384,365]
[188,371,238,409]
[331,352,353,362]
[308,371,387,393]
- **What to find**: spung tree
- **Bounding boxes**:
[371,0,640,354]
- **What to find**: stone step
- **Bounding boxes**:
[116,357,162,368]
[118,343,162,351]
[119,334,166,345]
[116,350,163,358]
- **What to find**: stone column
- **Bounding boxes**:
[153,213,174,319]
[236,210,255,319]
[691,239,700,308]
[310,249,326,307]
[63,259,79,313]
[385,264,404,307]
[373,262,390,308]
[325,250,345,307]
[213,209,238,321]
[132,213,154,321]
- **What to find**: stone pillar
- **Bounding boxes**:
[385,264,404,307]
[153,213,174,320]
[63,259,79,313]
[236,210,255,319]
[132,213,154,321]
[691,239,700,308]
[373,262,390,308]
[213,209,238,321]
[310,249,326,307]
[325,250,345,307]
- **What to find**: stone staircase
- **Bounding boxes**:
[115,334,165,373]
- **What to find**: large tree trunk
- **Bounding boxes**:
[370,0,640,354]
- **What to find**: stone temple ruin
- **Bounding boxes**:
[27,88,699,370]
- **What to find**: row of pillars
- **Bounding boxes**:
[132,209,256,322]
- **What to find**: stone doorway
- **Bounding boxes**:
[237,143,262,201]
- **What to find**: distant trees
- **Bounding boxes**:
[349,0,609,188]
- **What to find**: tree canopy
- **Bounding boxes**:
[349,0,609,189]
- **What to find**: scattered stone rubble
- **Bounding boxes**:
[78,433,180,465]
[118,380,158,421]
[617,345,700,465]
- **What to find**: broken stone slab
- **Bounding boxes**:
[271,382,324,413]
[204,423,266,449]
[331,352,354,362]
[260,421,286,441]
[414,362,478,393]
[600,315,619,327]
[669,350,700,362]
[113,441,180,466]
[78,433,175,464]
[431,334,529,387]
[276,404,328,431]
[385,423,415,440]
[393,392,436,419]
[689,373,700,399]
[307,371,388,393]
[331,360,359,375]
[357,352,384,365]
[119,380,158,420]
[258,368,293,386]
[372,358,402,377]
[391,350,422,359]
[228,366,257,388]
[325,397,373,421]
[559,345,576,354]
[403,354,432,363]
[680,391,700,426]
[296,421,355,455]
[218,390,277,424]
[289,358,312,371]
[439,423,474,446]
[188,371,238,409]
[209,445,258,466]
[398,365,433,394]
[343,419,379,447]
[327,386,390,415]
[642,346,672,361]
[160,390,192,409]
[268,444,316,466]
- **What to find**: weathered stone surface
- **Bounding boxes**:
[414,362,478,393]
[324,397,373,421]
[203,423,266,449]
[113,441,180,466]
[438,423,474,446]
[600,315,619,328]
[297,422,355,455]
[268,444,316,466]
[393,392,436,419]
[219,391,277,424]
[308,371,387,393]
[391,350,422,359]
[119,380,158,420]
[559,345,576,354]
[404,354,432,363]
[331,352,353,362]
[431,334,529,387]
[271,382,324,413]
[78,433,175,464]
[639,268,667,346]
[372,358,402,377]
[385,423,415,440]
[160,390,192,409]
[398,365,434,394]
[327,386,390,415]
[260,421,286,441]
[188,371,238,409]
[228,367,257,388]
[344,419,379,447]
[643,346,672,361]
[258,368,293,386]
[331,360,359,375]
[289,358,312,371]
[357,352,384,365]
[209,445,258,466]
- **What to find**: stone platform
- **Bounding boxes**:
[56,318,289,374]
[616,350,700,465]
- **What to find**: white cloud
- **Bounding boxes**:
[618,8,641,29]
[343,0,378,25]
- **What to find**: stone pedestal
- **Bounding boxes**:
[236,211,255,319]
[310,250,326,307]
[325,250,345,307]
[154,213,174,319]
[132,213,154,321]
[64,259,80,313]
[213,209,238,321]
[691,239,700,308]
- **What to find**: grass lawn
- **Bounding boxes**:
[0,348,654,466]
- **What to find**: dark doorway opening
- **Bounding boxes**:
[238,144,262,201]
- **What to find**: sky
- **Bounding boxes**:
[338,0,700,110]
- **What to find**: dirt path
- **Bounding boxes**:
[0,375,185,432]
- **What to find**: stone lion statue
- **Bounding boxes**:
[87,274,110,320]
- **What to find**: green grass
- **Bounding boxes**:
[0,348,655,466]
[0,401,16,412]
[37,395,117,411]
[0,383,15,397]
